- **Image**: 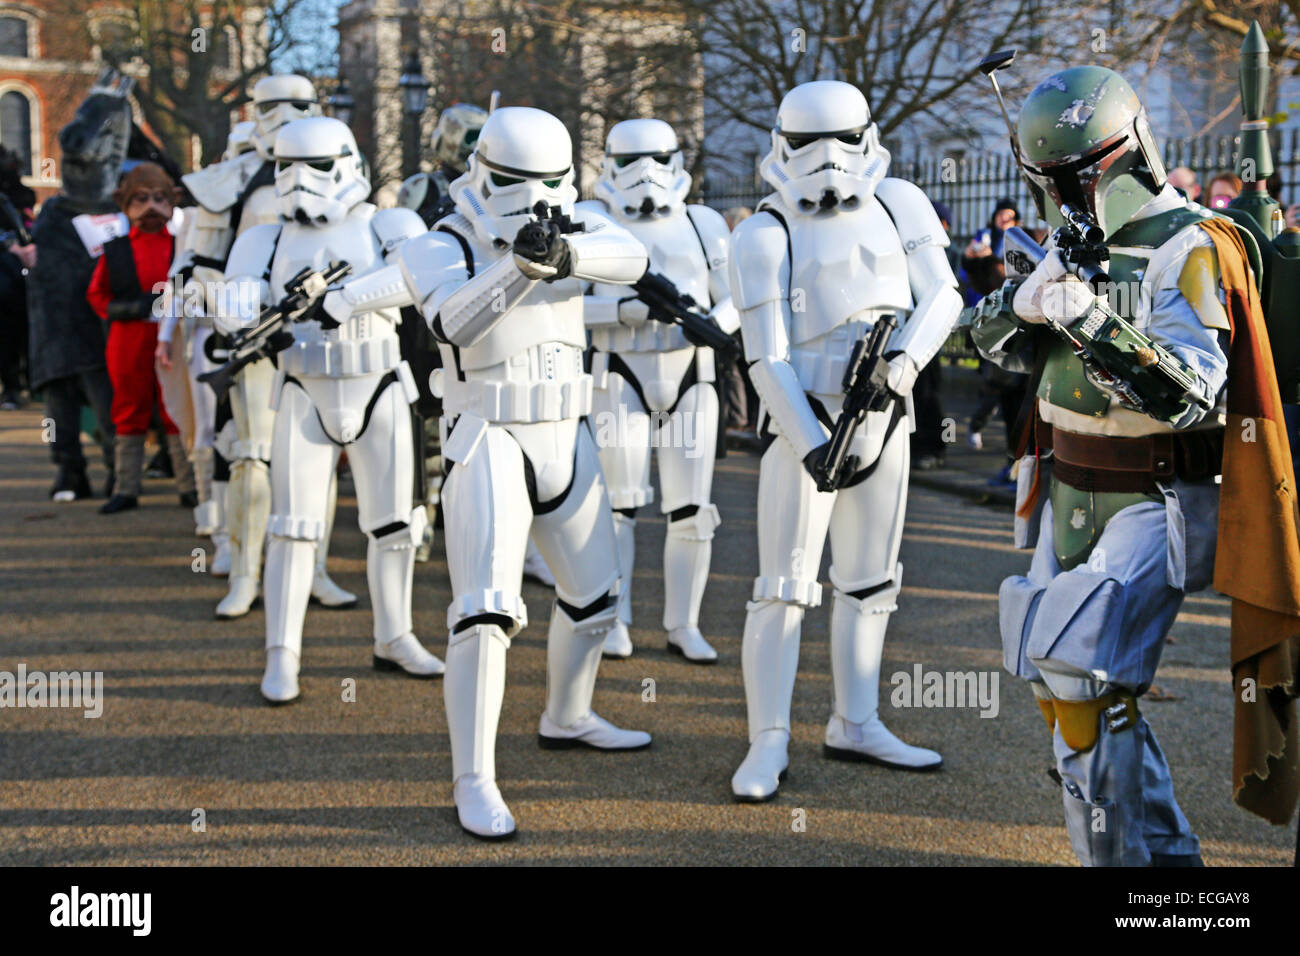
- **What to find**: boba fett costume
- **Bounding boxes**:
[971,66,1255,866]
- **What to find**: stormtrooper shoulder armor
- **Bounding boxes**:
[371,206,428,259]
[874,178,948,253]
[181,151,264,214]
[730,210,790,310]
[685,204,730,274]
[226,222,283,281]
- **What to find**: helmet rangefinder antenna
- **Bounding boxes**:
[488,90,501,114]
[979,49,1019,156]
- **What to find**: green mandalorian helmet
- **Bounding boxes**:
[1016,66,1167,238]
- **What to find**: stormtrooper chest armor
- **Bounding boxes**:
[590,210,709,356]
[437,226,591,424]
[272,209,402,379]
[782,198,912,347]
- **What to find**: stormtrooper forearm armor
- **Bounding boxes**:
[743,298,826,460]
[329,263,414,319]
[565,226,648,285]
[426,252,536,347]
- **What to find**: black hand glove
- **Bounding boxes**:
[265,329,295,355]
[512,219,572,281]
[106,293,160,322]
[295,294,338,330]
[802,441,857,494]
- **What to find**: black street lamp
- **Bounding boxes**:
[327,75,354,127]
[399,51,430,178]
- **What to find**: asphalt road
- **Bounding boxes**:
[0,407,1293,865]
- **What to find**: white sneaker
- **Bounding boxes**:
[260,647,300,704]
[967,430,983,450]
[523,546,556,587]
[602,621,633,659]
[210,538,231,577]
[537,710,651,751]
[373,632,445,678]
[667,627,717,664]
[52,490,76,503]
[453,773,516,839]
[823,714,942,770]
[310,568,358,609]
[731,729,790,802]
[216,576,258,619]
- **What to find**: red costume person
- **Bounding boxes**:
[86,162,195,513]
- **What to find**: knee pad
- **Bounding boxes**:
[447,590,528,639]
[230,438,272,462]
[556,590,619,638]
[1045,690,1139,753]
[666,503,721,542]
[267,514,325,542]
[448,620,512,652]
[369,507,428,551]
[752,575,822,608]
[832,567,902,616]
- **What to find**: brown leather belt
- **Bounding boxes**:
[1039,422,1223,494]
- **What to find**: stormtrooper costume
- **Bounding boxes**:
[330,107,652,838]
[728,81,962,801]
[218,117,443,704]
[577,119,739,663]
[175,75,353,617]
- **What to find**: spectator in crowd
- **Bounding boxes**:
[959,197,1018,306]
[0,146,34,410]
[1205,170,1242,210]
[722,205,756,438]
[962,200,1027,489]
[1167,166,1201,202]
[911,199,954,469]
[85,162,195,514]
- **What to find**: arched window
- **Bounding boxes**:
[0,89,31,175]
[0,14,29,58]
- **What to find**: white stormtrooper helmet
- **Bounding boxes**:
[450,106,578,248]
[594,118,691,218]
[431,103,488,176]
[760,80,890,213]
[223,120,257,161]
[250,74,319,159]
[273,117,369,226]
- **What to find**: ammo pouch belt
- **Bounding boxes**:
[1037,690,1139,752]
[1041,422,1223,494]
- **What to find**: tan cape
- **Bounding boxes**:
[1200,216,1300,825]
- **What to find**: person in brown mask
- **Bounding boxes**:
[86,161,196,513]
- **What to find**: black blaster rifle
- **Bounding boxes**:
[632,270,741,362]
[1003,225,1213,421]
[199,261,352,400]
[811,313,897,493]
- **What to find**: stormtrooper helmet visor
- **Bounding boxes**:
[273,117,369,226]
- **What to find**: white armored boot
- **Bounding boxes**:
[824,575,942,771]
[539,601,651,750]
[216,458,271,619]
[445,623,514,838]
[368,514,444,677]
[209,479,231,576]
[663,505,720,663]
[732,599,804,802]
[260,524,317,704]
[602,513,635,659]
[310,471,358,609]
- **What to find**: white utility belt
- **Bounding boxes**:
[788,313,901,395]
[590,321,688,354]
[435,371,593,422]
[278,335,403,378]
